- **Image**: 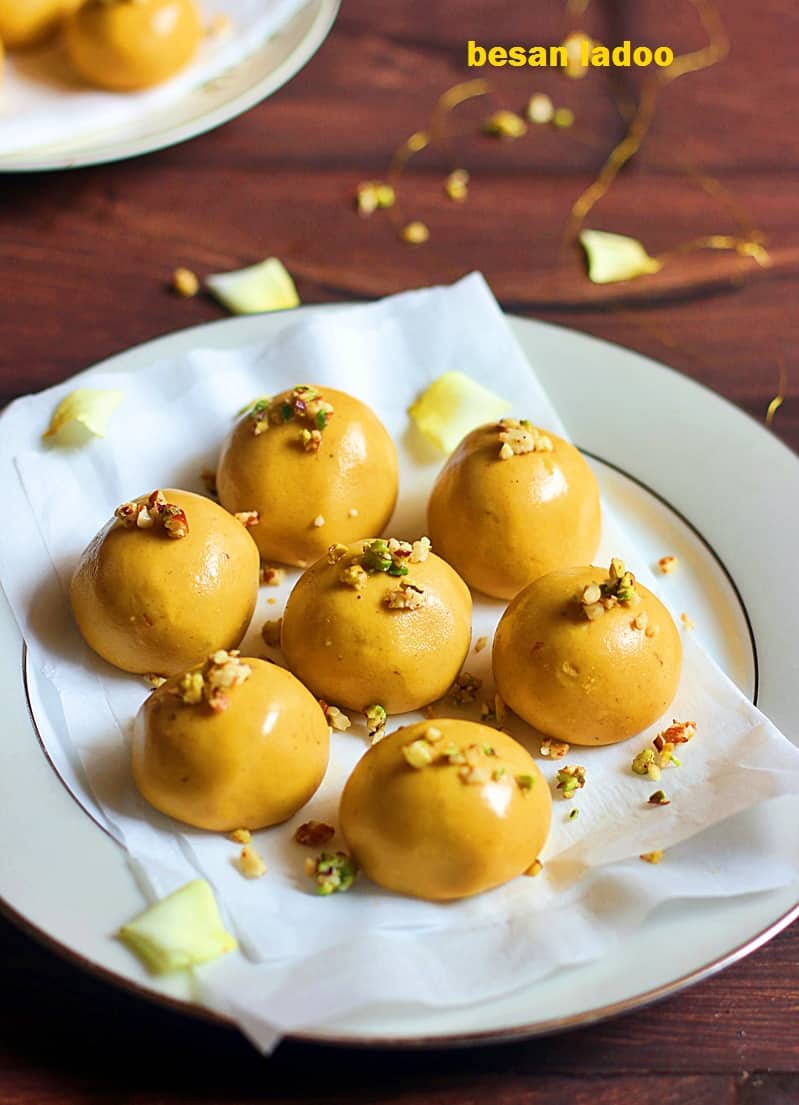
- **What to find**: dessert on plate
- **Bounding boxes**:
[216,385,399,568]
[132,653,330,832]
[0,0,80,50]
[339,719,551,900]
[427,419,601,600]
[493,558,682,745]
[281,536,472,714]
[65,0,203,91]
[70,488,259,676]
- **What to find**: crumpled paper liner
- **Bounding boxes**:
[2,274,799,1053]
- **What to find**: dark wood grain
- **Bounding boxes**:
[1,0,798,1101]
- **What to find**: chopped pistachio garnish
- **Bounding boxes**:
[172,266,199,298]
[492,766,506,781]
[631,747,661,781]
[305,851,357,895]
[556,765,586,799]
[365,703,387,742]
[444,168,469,201]
[497,418,553,459]
[229,828,251,844]
[261,619,282,648]
[450,670,482,706]
[579,558,639,619]
[236,844,267,879]
[362,538,410,577]
[408,371,509,453]
[658,555,678,574]
[115,490,189,539]
[385,579,427,610]
[321,702,351,732]
[648,789,670,806]
[260,565,285,586]
[234,510,260,528]
[43,387,124,442]
[640,850,664,865]
[403,739,436,769]
[242,385,334,446]
[175,650,251,714]
[516,773,536,792]
[540,738,569,760]
[294,821,335,847]
[483,109,527,139]
[117,880,236,974]
[526,92,554,124]
[568,808,579,820]
[400,221,430,245]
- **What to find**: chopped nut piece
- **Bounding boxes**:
[556,765,586,798]
[115,490,189,540]
[553,106,575,128]
[340,563,368,590]
[229,828,251,844]
[236,845,267,879]
[400,221,430,245]
[658,555,678,574]
[540,738,569,760]
[580,557,639,619]
[261,619,282,648]
[640,850,664,865]
[680,612,696,631]
[145,673,167,690]
[172,267,199,298]
[234,510,260,528]
[365,703,387,742]
[497,418,553,459]
[403,739,435,769]
[648,789,670,806]
[645,624,659,638]
[294,821,335,847]
[524,859,544,877]
[483,109,527,139]
[450,670,482,706]
[568,808,579,820]
[306,851,357,895]
[632,747,658,777]
[444,168,469,201]
[473,635,489,654]
[260,565,285,586]
[327,543,349,565]
[654,720,697,750]
[632,611,649,631]
[355,180,395,217]
[321,702,352,732]
[410,536,431,563]
[516,773,536,792]
[425,725,444,743]
[561,660,579,677]
[312,514,326,528]
[385,579,427,610]
[176,650,251,712]
[348,507,359,518]
[562,31,592,78]
[526,92,554,124]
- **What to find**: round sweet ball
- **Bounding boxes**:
[339,719,551,901]
[216,385,399,568]
[0,0,76,49]
[132,654,330,832]
[70,489,260,676]
[65,0,202,91]
[281,537,472,715]
[427,419,601,600]
[493,559,682,746]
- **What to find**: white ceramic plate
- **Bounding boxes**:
[2,308,798,1047]
[0,0,339,173]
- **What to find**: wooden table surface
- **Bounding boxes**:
[1,0,798,1102]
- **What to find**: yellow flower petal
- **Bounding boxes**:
[118,879,237,975]
[408,372,510,453]
[579,229,662,284]
[42,388,124,441]
[205,257,300,315]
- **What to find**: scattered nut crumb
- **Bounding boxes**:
[553,106,575,128]
[658,555,678,574]
[640,850,664,865]
[483,109,527,139]
[473,636,489,654]
[312,514,325,528]
[400,221,430,245]
[524,859,544,877]
[234,510,260,528]
[497,418,552,459]
[172,267,199,298]
[260,565,285,586]
[450,670,482,705]
[680,612,695,630]
[144,673,167,690]
[384,579,427,610]
[294,821,335,847]
[305,851,357,895]
[526,92,554,124]
[540,738,569,760]
[321,702,351,731]
[556,765,586,798]
[348,507,359,518]
[648,790,670,806]
[403,739,435,769]
[174,650,251,713]
[411,536,431,563]
[444,168,469,201]
[229,828,251,844]
[236,844,267,879]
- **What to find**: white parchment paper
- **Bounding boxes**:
[2,274,799,1052]
[0,0,307,156]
